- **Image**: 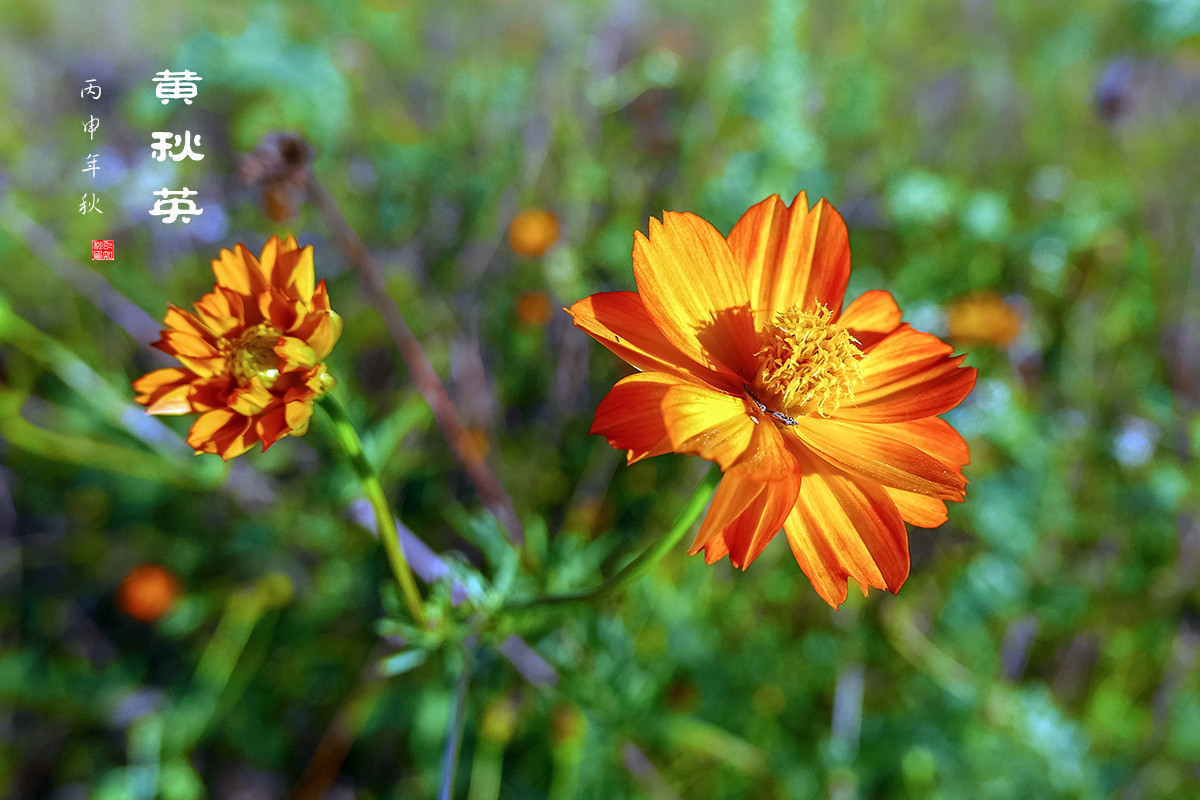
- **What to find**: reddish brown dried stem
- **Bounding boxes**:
[307,177,526,549]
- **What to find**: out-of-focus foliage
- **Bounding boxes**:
[2,0,1200,797]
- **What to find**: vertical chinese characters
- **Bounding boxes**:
[148,70,205,224]
[79,78,103,217]
[79,78,111,260]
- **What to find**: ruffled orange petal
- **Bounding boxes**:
[154,330,220,362]
[212,244,267,297]
[632,212,757,380]
[275,336,317,372]
[835,326,976,423]
[284,396,314,432]
[296,307,343,361]
[783,450,908,608]
[162,304,217,341]
[590,373,680,464]
[722,474,801,568]
[273,241,315,301]
[790,419,966,500]
[256,402,290,450]
[689,472,762,555]
[133,368,196,414]
[567,291,730,387]
[661,383,795,479]
[228,379,274,415]
[689,471,800,568]
[186,409,257,460]
[885,489,949,528]
[840,289,903,349]
[878,417,970,470]
[726,192,851,325]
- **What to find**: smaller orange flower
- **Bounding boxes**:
[513,290,554,326]
[946,292,1021,347]
[508,209,560,258]
[133,236,342,459]
[116,564,180,622]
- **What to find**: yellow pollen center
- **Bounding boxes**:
[750,304,865,420]
[229,323,283,388]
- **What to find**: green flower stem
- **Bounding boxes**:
[509,465,721,610]
[318,394,427,627]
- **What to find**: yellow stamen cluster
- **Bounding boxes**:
[750,304,865,419]
[229,323,283,388]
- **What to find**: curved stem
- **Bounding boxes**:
[507,465,720,610]
[318,394,426,626]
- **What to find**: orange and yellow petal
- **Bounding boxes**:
[835,326,976,423]
[212,244,265,296]
[590,373,680,464]
[272,240,315,301]
[660,382,795,479]
[274,336,317,372]
[690,471,801,569]
[790,418,966,501]
[885,489,949,528]
[228,378,274,415]
[783,450,908,608]
[566,291,729,387]
[726,192,851,326]
[186,409,256,460]
[632,212,758,380]
[840,289,903,349]
[297,309,340,362]
[133,368,198,414]
[877,417,970,470]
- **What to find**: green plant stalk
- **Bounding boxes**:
[509,465,720,610]
[318,393,426,626]
[167,578,284,753]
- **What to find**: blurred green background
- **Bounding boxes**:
[3,0,1200,797]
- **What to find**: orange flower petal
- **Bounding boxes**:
[133,368,195,414]
[726,192,851,325]
[721,473,801,568]
[228,379,274,415]
[256,403,290,450]
[885,489,949,528]
[790,419,966,500]
[835,326,976,422]
[299,309,343,361]
[163,304,217,342]
[879,417,970,469]
[155,329,219,360]
[275,336,317,372]
[186,409,237,451]
[590,373,680,464]
[840,289,903,349]
[688,472,762,555]
[632,212,757,379]
[275,243,315,302]
[567,291,729,387]
[189,410,257,460]
[284,397,314,433]
[661,383,760,473]
[783,450,908,608]
[212,244,265,296]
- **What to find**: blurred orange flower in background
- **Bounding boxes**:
[946,291,1022,347]
[508,209,560,257]
[116,564,180,622]
[568,193,976,607]
[133,236,342,460]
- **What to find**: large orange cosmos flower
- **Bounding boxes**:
[567,192,976,607]
[133,235,342,460]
